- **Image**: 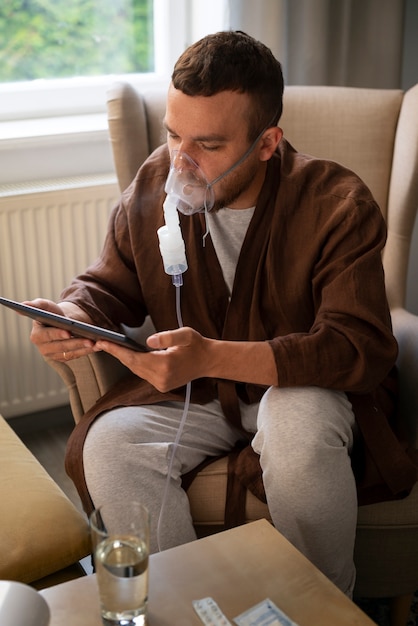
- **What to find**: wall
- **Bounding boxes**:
[403,0,418,314]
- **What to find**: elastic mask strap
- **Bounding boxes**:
[209,132,262,188]
[208,111,279,189]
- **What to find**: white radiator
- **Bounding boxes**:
[0,175,119,418]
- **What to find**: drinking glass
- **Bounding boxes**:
[90,501,150,626]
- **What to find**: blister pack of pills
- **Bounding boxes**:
[192,597,233,625]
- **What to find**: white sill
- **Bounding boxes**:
[0,113,114,185]
[0,113,108,148]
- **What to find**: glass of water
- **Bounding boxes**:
[90,501,150,626]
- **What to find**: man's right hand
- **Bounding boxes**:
[27,298,95,362]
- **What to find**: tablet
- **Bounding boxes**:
[0,297,147,352]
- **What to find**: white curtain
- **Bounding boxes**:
[226,0,405,88]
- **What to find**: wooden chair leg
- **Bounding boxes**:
[389,593,413,626]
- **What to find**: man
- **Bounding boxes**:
[30,31,402,597]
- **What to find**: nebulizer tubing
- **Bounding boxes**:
[156,284,191,552]
[156,176,193,552]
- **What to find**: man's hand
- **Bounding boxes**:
[94,326,208,392]
[28,298,95,362]
[94,326,279,392]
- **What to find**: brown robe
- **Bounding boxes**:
[63,140,417,516]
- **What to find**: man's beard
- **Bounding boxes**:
[209,156,260,212]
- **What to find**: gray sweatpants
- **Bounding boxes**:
[83,386,357,596]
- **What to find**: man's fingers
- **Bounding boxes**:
[147,327,194,350]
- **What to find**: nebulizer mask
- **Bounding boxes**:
[165,151,215,216]
[157,151,215,286]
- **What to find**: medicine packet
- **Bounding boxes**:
[233,598,299,626]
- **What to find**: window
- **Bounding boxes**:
[0,0,165,121]
[0,0,154,82]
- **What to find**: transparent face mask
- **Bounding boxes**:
[164,151,215,216]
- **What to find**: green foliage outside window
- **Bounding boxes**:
[0,0,154,82]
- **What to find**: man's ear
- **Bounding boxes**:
[259,126,283,161]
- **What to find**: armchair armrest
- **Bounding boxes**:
[48,353,129,423]
[391,307,418,447]
[47,316,156,423]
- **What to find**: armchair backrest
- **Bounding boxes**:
[106,82,418,310]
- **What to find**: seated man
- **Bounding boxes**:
[30,31,405,597]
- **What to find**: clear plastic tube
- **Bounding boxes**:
[156,283,191,552]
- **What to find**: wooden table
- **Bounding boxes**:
[41,519,376,625]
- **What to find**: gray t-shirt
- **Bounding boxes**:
[207,207,255,295]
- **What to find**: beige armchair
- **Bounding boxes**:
[50,82,418,624]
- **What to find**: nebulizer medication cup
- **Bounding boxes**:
[157,195,188,287]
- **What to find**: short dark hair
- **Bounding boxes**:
[171,31,284,141]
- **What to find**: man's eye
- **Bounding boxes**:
[201,144,220,151]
